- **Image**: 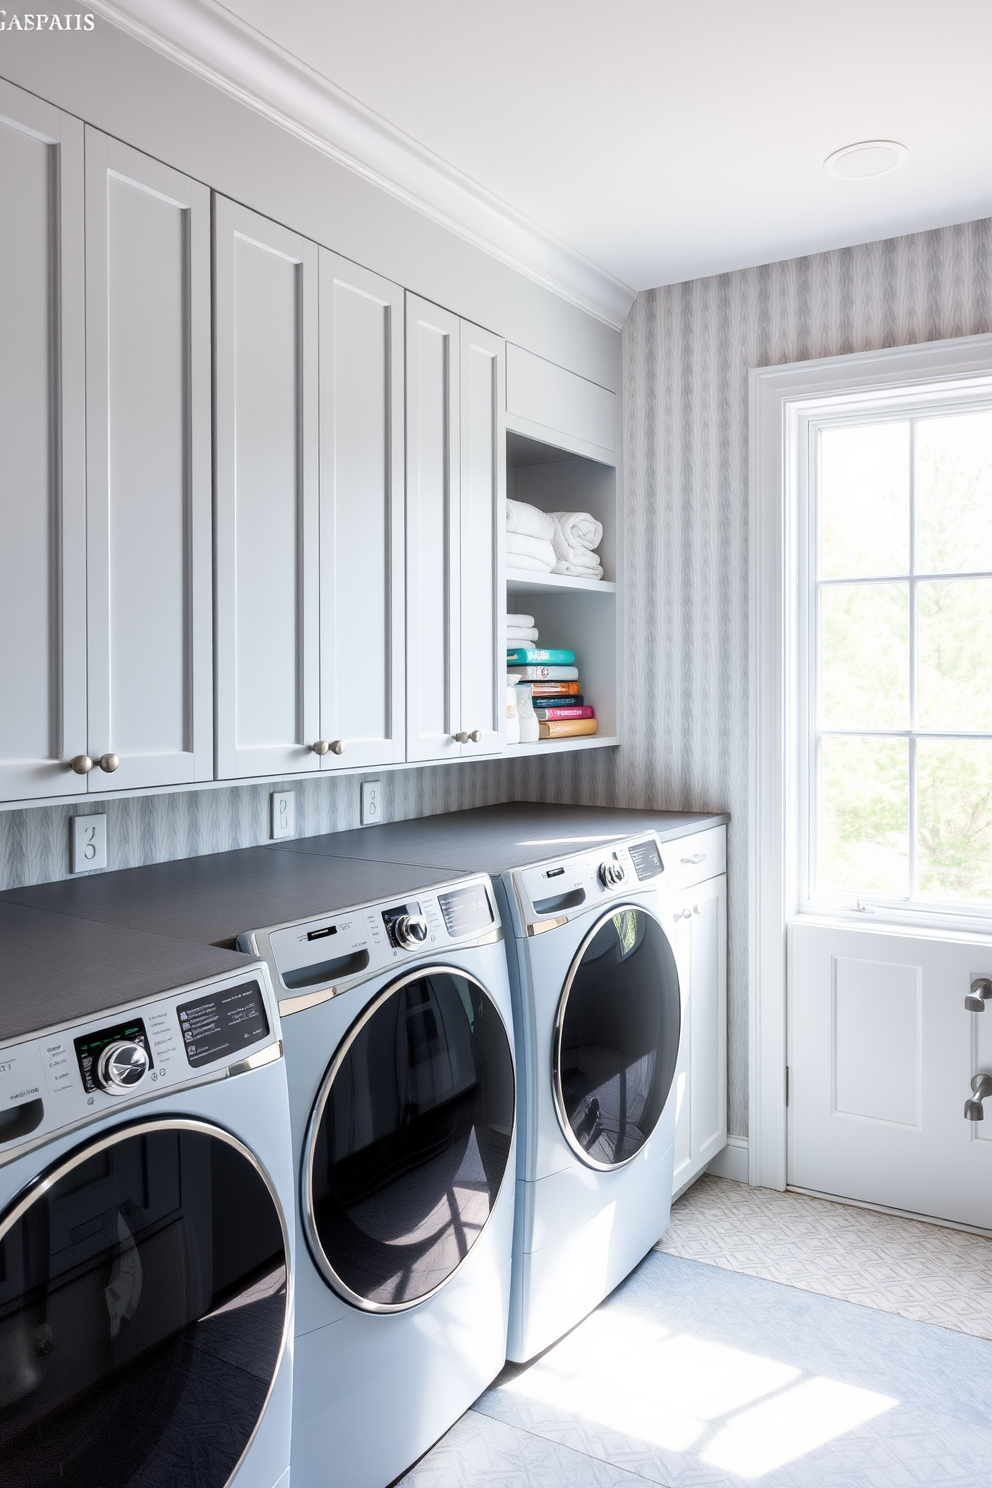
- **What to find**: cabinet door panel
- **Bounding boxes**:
[459,322,505,757]
[405,295,460,763]
[318,254,404,768]
[214,199,319,779]
[0,82,86,801]
[672,907,693,1192]
[689,875,727,1167]
[85,131,212,792]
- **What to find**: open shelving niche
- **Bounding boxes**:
[505,428,619,755]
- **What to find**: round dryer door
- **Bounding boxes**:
[304,967,515,1312]
[553,904,681,1170]
[0,1119,288,1488]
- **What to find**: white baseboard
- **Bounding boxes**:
[706,1134,749,1184]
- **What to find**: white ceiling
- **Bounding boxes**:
[211,0,992,295]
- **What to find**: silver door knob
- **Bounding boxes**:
[454,731,469,744]
[329,740,344,755]
[98,753,119,773]
[70,754,94,774]
[468,730,482,743]
[966,977,992,1012]
[310,740,330,755]
[965,1072,992,1120]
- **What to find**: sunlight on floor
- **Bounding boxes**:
[505,1304,897,1476]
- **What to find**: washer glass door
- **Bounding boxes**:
[305,968,515,1311]
[554,904,680,1169]
[0,1119,288,1488]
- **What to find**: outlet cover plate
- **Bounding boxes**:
[71,814,107,873]
[361,780,381,826]
[271,790,295,839]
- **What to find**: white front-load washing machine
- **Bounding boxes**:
[0,957,295,1488]
[236,871,516,1488]
[271,805,684,1364]
[499,830,680,1360]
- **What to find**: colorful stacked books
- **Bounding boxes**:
[505,627,597,741]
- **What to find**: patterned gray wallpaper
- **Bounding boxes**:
[4,215,991,1143]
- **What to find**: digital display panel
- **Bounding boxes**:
[630,839,664,882]
[176,981,269,1069]
[437,883,494,938]
[74,1019,150,1093]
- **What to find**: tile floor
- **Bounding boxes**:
[398,1178,992,1486]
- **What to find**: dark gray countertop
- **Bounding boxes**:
[0,900,256,1045]
[273,802,728,875]
[1,848,470,950]
[0,803,724,1042]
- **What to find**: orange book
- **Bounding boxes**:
[538,718,598,740]
[528,680,581,697]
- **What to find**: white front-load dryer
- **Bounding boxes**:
[0,963,295,1488]
[499,831,681,1362]
[237,872,516,1488]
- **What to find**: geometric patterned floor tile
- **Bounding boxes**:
[401,1250,992,1488]
[657,1175,992,1342]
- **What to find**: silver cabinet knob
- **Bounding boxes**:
[98,753,119,773]
[468,730,482,743]
[310,740,330,756]
[70,754,94,774]
[329,740,344,755]
[454,731,470,744]
[966,977,992,1012]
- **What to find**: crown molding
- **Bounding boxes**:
[90,0,635,329]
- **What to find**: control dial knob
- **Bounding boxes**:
[599,859,626,889]
[393,914,429,950]
[96,1040,150,1095]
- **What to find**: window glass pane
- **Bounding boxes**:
[819,421,909,578]
[917,578,992,732]
[918,739,992,901]
[819,736,909,896]
[820,582,909,729]
[916,410,992,574]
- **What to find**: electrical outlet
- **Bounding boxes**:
[71,814,107,873]
[361,780,381,826]
[270,790,295,839]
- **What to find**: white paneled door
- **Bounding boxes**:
[789,921,992,1228]
[318,253,405,770]
[214,198,320,779]
[85,131,213,792]
[0,82,86,801]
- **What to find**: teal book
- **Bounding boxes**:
[505,647,576,665]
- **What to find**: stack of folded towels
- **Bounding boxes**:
[506,499,604,580]
[505,612,597,741]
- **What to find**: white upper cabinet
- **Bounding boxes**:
[405,296,505,762]
[317,253,405,769]
[84,131,213,793]
[0,82,86,802]
[505,343,615,462]
[214,199,320,779]
[458,320,505,756]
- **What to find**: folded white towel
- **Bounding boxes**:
[506,531,556,570]
[506,613,535,628]
[506,499,555,541]
[547,510,604,571]
[506,551,555,574]
[553,558,604,579]
[506,626,540,644]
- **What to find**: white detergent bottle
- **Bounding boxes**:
[515,684,539,743]
[506,684,521,745]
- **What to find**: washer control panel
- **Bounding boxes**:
[515,833,666,929]
[246,873,500,1004]
[0,964,280,1164]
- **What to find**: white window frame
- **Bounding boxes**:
[798,389,992,928]
[749,333,992,1192]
